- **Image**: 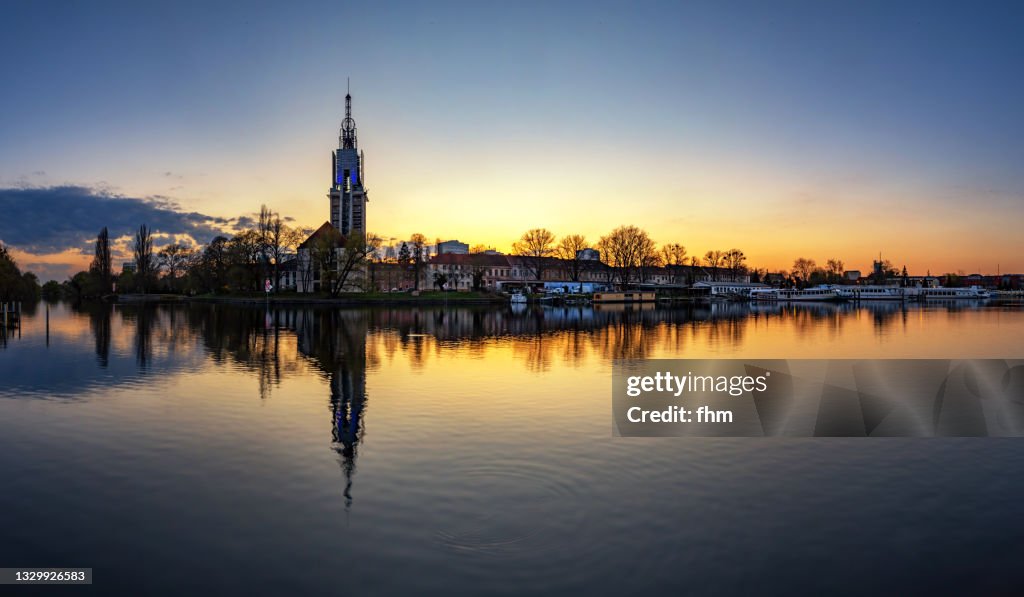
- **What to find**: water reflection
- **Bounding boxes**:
[293,310,369,508]
[4,300,1024,595]
[3,299,1024,506]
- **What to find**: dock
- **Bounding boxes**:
[1,301,21,327]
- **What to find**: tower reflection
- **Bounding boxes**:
[295,310,369,510]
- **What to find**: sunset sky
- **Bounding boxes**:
[2,1,1023,280]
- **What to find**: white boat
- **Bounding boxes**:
[750,287,843,302]
[921,286,991,300]
[834,285,907,301]
[509,291,528,304]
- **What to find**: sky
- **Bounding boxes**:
[2,0,1023,281]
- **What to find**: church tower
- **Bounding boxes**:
[329,82,367,236]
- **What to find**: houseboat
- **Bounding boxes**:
[592,291,657,303]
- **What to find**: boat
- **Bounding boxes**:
[833,285,907,301]
[592,291,656,303]
[921,286,991,300]
[750,286,843,302]
[509,291,527,304]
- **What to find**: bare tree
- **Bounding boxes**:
[826,258,845,283]
[258,206,304,293]
[637,235,660,283]
[556,234,589,283]
[723,248,747,280]
[792,257,817,285]
[512,228,556,281]
[133,224,156,293]
[328,232,382,296]
[596,225,654,288]
[704,250,725,281]
[660,243,687,284]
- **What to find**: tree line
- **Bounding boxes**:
[50,205,314,300]
[508,225,749,287]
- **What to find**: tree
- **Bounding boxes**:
[258,205,304,293]
[226,230,263,292]
[0,244,41,302]
[637,235,660,283]
[596,225,654,288]
[556,234,589,283]
[512,228,556,281]
[90,227,113,294]
[157,243,194,292]
[326,232,382,296]
[133,225,156,293]
[41,280,62,300]
[826,258,845,283]
[659,243,688,284]
[410,233,427,291]
[307,229,343,295]
[792,257,817,286]
[704,250,725,280]
[723,248,747,279]
[194,236,230,293]
[433,272,448,291]
[397,242,411,264]
[469,244,490,255]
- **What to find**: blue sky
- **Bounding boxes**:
[2,0,1023,279]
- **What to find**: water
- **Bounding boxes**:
[2,300,1024,595]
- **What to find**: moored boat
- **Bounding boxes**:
[921,286,991,300]
[750,287,843,302]
[835,286,907,301]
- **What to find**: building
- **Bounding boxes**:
[329,85,367,237]
[296,222,367,293]
[436,240,469,255]
[844,270,862,282]
[278,258,299,291]
[577,248,600,261]
[296,85,372,294]
[425,253,751,292]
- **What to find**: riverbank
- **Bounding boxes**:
[114,291,507,306]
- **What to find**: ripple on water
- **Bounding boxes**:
[433,459,591,559]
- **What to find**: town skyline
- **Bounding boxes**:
[3,1,1024,280]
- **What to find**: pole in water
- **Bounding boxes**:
[46,302,50,346]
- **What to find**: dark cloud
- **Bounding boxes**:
[234,216,256,229]
[0,185,232,254]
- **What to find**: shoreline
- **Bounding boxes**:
[112,293,508,306]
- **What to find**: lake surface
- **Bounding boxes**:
[3,300,1024,595]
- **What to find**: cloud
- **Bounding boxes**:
[234,216,256,229]
[0,185,232,254]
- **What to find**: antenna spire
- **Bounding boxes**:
[341,79,357,149]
